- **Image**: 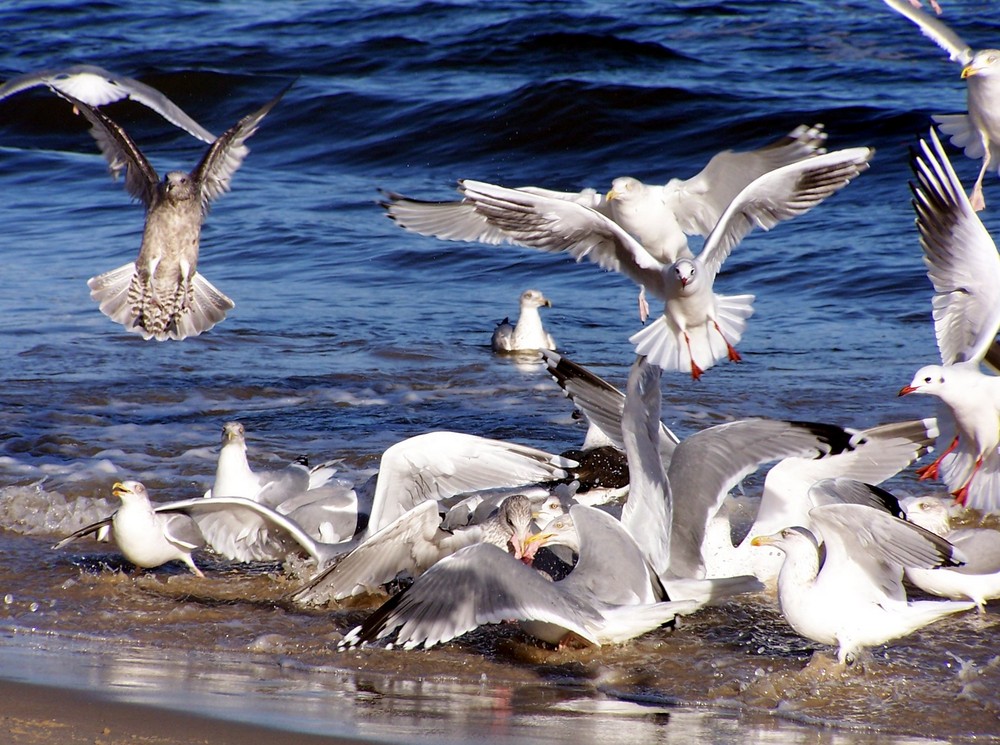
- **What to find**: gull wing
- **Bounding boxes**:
[698,147,874,279]
[381,185,606,245]
[458,179,666,293]
[58,93,159,208]
[365,430,574,535]
[670,124,828,237]
[343,543,603,650]
[191,82,290,213]
[0,64,215,142]
[911,129,1000,365]
[882,0,974,65]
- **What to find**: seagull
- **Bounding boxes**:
[882,0,1000,210]
[107,480,205,576]
[455,147,872,378]
[898,129,1000,511]
[901,495,1000,610]
[491,289,556,352]
[293,493,537,604]
[65,83,289,341]
[382,124,830,322]
[751,502,975,665]
[340,504,702,650]
[0,64,215,142]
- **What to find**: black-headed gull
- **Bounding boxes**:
[899,129,1000,511]
[455,147,872,378]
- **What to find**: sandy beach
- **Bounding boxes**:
[0,678,377,745]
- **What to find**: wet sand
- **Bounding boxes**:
[0,679,371,745]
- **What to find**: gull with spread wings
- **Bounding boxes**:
[64,83,289,340]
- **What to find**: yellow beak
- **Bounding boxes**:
[750,535,772,547]
[112,482,128,497]
[606,189,619,201]
[962,64,977,79]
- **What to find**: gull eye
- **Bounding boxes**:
[923,376,933,384]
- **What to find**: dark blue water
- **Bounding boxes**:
[0,1,999,742]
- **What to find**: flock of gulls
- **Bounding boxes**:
[5,0,1000,671]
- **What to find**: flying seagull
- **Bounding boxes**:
[0,64,215,142]
[64,83,289,340]
[899,129,1000,511]
[883,0,1000,210]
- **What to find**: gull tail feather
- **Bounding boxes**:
[629,316,686,372]
[595,600,700,645]
[87,262,154,340]
[168,273,234,341]
[932,114,988,163]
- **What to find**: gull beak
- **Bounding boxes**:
[962,64,976,79]
[898,385,917,397]
[606,189,619,201]
[750,535,772,548]
[543,299,552,308]
[112,482,128,498]
[520,530,554,562]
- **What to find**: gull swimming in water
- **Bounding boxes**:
[454,147,872,378]
[383,124,829,321]
[340,504,703,650]
[0,64,215,142]
[107,480,205,576]
[491,289,556,352]
[899,129,1000,511]
[65,83,289,341]
[901,495,1000,610]
[883,0,1000,210]
[752,501,975,665]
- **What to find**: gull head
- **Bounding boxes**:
[221,421,246,445]
[163,171,196,201]
[963,50,1000,80]
[112,480,149,506]
[672,258,698,290]
[495,494,535,560]
[900,496,952,536]
[751,526,818,554]
[898,364,947,397]
[519,288,551,309]
[523,512,579,562]
[606,176,641,202]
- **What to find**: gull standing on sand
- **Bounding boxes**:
[491,289,556,352]
[108,480,205,576]
[902,495,1000,609]
[899,129,1000,511]
[0,64,215,142]
[453,147,872,378]
[752,501,975,665]
[883,0,1000,210]
[65,83,289,340]
[383,124,828,321]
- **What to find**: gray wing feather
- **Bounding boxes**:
[881,0,974,65]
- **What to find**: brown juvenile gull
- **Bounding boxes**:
[883,0,1000,210]
[0,64,215,142]
[491,289,556,352]
[64,83,289,340]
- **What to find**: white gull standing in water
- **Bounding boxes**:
[0,64,215,142]
[883,0,1000,210]
[491,289,556,352]
[899,129,1000,511]
[752,500,975,665]
[64,83,288,340]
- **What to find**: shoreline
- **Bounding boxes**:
[0,678,377,745]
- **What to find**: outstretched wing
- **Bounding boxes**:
[881,0,973,65]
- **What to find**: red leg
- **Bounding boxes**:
[951,456,984,506]
[916,436,959,481]
[683,332,703,380]
[712,321,741,362]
